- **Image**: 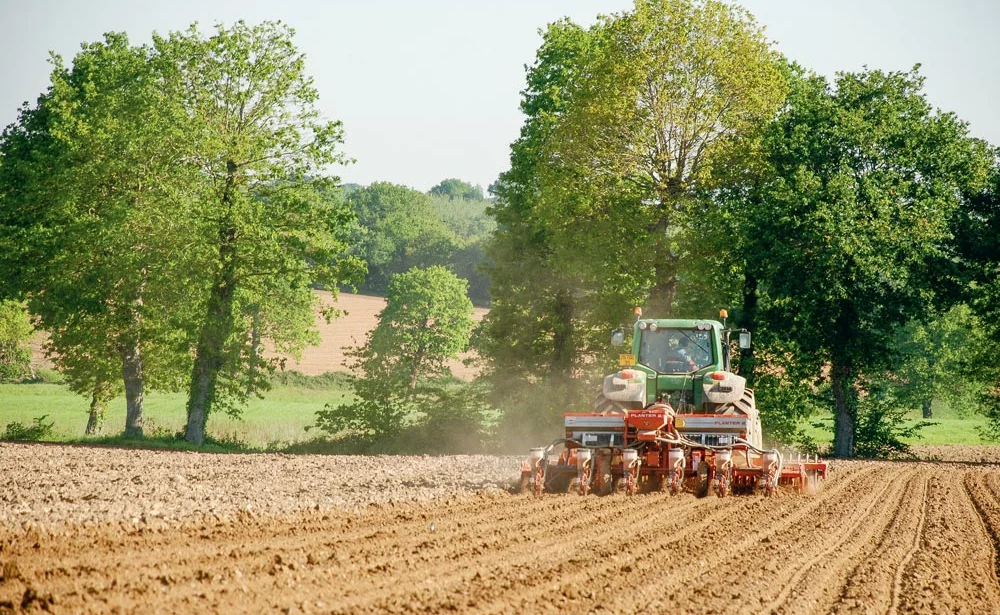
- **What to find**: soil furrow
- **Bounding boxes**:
[886,474,929,615]
[756,467,915,615]
[5,446,1000,615]
[409,463,885,615]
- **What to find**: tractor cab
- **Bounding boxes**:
[602,314,749,414]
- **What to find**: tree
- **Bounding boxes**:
[745,67,992,457]
[893,305,987,419]
[368,266,474,391]
[0,33,199,436]
[152,22,362,445]
[536,0,787,316]
[315,266,475,446]
[346,182,456,294]
[429,178,484,201]
[0,301,32,382]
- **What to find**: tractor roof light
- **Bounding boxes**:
[634,307,643,319]
[638,321,648,330]
[649,323,658,332]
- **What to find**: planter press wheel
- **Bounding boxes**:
[695,460,712,498]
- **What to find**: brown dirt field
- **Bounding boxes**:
[4,444,1000,614]
[30,291,489,381]
[280,291,486,381]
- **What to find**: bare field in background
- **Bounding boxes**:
[30,291,489,381]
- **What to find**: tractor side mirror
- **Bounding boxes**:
[738,330,751,350]
[610,329,625,347]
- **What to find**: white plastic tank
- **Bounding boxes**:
[529,447,545,463]
[667,448,685,466]
[622,449,638,464]
[576,448,592,467]
[715,449,732,470]
[762,450,777,468]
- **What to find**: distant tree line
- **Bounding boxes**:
[339,179,494,306]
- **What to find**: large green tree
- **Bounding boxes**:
[0,33,199,436]
[535,0,787,316]
[153,21,361,445]
[744,67,992,457]
[482,1,785,441]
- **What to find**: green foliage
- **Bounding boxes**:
[344,182,493,305]
[742,66,993,457]
[347,182,456,293]
[0,301,32,382]
[0,32,203,436]
[892,305,988,418]
[315,266,477,447]
[852,385,935,459]
[148,21,363,444]
[752,340,825,451]
[950,155,1000,435]
[429,178,484,201]
[2,415,54,441]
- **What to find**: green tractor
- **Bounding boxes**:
[595,309,761,448]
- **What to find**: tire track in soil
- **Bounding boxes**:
[755,466,916,615]
[962,470,1000,603]
[647,463,908,615]
[370,464,884,615]
[893,467,1000,615]
[327,490,748,614]
[885,475,928,615]
[823,467,928,615]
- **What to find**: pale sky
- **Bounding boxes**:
[2,1,997,193]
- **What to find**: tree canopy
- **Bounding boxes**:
[0,22,361,444]
[738,66,992,456]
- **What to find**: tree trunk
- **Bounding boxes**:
[121,337,145,438]
[551,290,574,376]
[186,161,240,446]
[922,399,933,419]
[831,361,856,458]
[738,272,758,384]
[185,224,238,445]
[646,180,682,317]
[246,305,261,397]
[647,269,677,317]
[85,380,112,436]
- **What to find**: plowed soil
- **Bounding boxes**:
[3,443,1000,614]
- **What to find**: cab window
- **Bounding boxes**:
[637,329,713,374]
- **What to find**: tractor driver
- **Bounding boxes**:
[667,338,697,371]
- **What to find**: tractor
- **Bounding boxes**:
[521,309,827,497]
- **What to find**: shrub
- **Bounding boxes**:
[2,415,55,441]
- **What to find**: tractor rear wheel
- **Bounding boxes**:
[594,392,629,415]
